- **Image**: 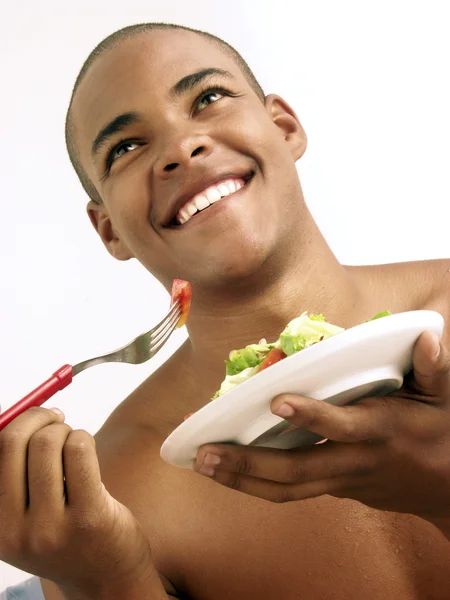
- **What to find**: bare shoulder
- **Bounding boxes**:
[351,258,450,348]
[97,339,198,434]
[350,258,450,311]
[419,258,450,346]
[420,258,450,307]
[86,335,203,523]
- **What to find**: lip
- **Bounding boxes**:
[166,173,255,230]
[162,169,254,227]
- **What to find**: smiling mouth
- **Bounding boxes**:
[168,172,254,227]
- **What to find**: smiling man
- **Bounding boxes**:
[2,22,450,600]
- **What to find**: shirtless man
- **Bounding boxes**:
[1,23,450,600]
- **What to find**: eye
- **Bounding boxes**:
[196,89,225,112]
[102,139,142,178]
[110,141,140,164]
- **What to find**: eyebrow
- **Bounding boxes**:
[91,68,233,159]
[170,67,233,98]
[91,112,142,158]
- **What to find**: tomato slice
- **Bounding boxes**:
[258,348,286,372]
[170,279,192,328]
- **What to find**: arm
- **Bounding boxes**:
[39,424,187,600]
[0,408,177,600]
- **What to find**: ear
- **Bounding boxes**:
[265,94,307,161]
[86,201,134,261]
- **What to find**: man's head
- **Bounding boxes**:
[66,23,266,204]
[67,23,308,291]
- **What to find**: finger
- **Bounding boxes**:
[207,467,344,503]
[0,407,65,511]
[63,430,103,509]
[270,394,392,443]
[27,423,73,512]
[195,440,375,484]
[411,331,450,400]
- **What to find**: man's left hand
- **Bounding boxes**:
[194,331,450,521]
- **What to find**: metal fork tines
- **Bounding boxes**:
[73,299,182,376]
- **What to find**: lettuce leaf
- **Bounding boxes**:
[279,311,344,356]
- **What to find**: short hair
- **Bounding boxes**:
[65,22,265,203]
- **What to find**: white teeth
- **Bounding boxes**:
[175,176,248,225]
[179,208,190,221]
[218,184,230,196]
[194,194,210,211]
[205,187,222,203]
[186,202,198,217]
[227,180,237,193]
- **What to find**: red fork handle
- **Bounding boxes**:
[0,365,73,431]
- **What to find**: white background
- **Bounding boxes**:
[1,0,449,590]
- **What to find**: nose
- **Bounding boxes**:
[155,131,213,178]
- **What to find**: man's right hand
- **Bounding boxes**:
[0,406,164,599]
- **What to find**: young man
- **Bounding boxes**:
[1,23,450,600]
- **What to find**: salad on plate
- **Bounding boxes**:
[212,310,391,399]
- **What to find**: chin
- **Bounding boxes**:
[190,238,279,291]
[145,205,298,290]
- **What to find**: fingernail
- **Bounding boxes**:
[203,453,221,467]
[199,466,215,477]
[276,403,295,418]
[50,407,63,415]
[430,333,441,358]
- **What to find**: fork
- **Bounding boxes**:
[0,299,182,431]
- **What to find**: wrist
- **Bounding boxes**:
[61,570,167,600]
[59,548,167,600]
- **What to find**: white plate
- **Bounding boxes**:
[160,310,444,468]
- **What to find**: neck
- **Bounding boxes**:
[184,209,372,377]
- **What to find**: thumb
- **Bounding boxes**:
[411,330,449,398]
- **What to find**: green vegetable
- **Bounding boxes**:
[309,313,326,322]
[225,342,276,376]
[279,312,344,356]
[367,310,392,321]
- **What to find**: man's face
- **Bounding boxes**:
[71,29,307,290]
